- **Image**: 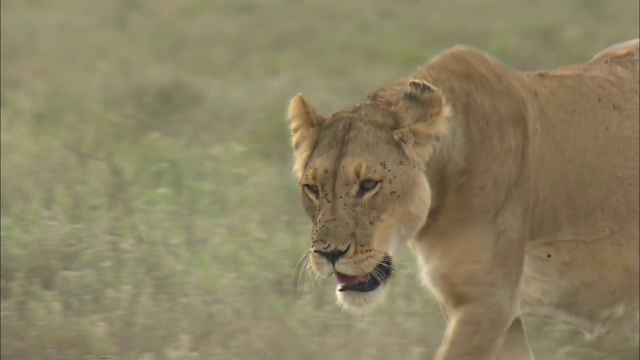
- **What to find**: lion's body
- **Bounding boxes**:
[411,40,639,336]
[519,43,639,338]
[287,39,639,360]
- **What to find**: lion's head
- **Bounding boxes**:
[287,80,451,311]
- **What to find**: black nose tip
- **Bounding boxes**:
[314,244,350,265]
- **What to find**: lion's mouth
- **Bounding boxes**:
[335,255,393,293]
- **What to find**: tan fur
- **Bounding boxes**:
[286,39,639,360]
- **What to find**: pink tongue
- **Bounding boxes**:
[335,272,370,285]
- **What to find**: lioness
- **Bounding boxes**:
[286,39,639,360]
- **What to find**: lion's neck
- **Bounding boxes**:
[417,48,532,229]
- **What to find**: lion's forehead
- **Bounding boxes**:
[312,122,402,168]
[306,152,401,191]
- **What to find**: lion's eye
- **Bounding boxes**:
[357,179,380,197]
[303,184,320,200]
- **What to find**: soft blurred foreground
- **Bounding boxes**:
[1,0,638,359]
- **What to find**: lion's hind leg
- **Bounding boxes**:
[590,38,639,63]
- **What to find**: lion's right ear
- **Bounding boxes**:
[392,80,451,164]
[287,94,325,178]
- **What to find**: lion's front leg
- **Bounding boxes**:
[435,299,517,360]
[415,222,528,360]
[498,317,535,360]
[435,311,534,360]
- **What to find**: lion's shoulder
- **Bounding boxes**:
[368,45,519,109]
[423,45,512,78]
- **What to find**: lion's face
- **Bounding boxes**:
[300,119,432,310]
[287,80,450,311]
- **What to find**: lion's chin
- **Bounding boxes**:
[335,282,390,315]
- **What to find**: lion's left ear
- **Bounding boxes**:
[392,79,451,164]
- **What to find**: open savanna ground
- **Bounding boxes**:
[1,0,638,359]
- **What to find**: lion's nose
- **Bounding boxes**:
[314,244,350,265]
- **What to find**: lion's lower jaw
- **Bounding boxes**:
[335,283,390,315]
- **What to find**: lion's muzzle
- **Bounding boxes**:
[336,255,393,293]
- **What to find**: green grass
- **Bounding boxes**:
[1,0,638,359]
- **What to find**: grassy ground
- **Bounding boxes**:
[1,0,638,359]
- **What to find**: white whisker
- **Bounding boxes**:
[292,250,317,291]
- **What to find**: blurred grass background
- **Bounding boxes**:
[1,0,638,359]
